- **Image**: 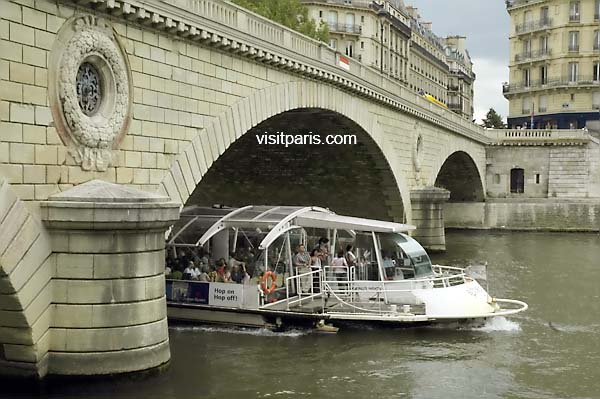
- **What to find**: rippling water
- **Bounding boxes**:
[3,231,600,399]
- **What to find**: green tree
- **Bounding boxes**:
[231,0,329,42]
[482,108,506,128]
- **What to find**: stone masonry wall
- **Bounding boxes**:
[0,0,487,219]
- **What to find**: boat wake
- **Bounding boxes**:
[471,316,522,332]
[169,325,309,337]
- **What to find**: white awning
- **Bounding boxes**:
[295,211,415,233]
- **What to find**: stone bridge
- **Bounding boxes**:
[0,0,489,378]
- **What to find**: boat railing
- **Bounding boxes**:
[284,268,324,311]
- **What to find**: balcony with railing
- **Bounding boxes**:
[514,48,551,63]
[301,0,374,8]
[448,102,462,111]
[569,13,580,22]
[327,22,362,35]
[506,0,547,10]
[515,18,552,34]
[503,75,600,94]
[568,44,579,52]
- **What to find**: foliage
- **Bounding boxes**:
[231,0,329,42]
[482,108,506,128]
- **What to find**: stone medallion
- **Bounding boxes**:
[49,15,132,171]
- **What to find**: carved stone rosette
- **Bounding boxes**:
[49,15,132,171]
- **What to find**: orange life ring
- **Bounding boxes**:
[260,271,277,294]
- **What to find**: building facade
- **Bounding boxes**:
[302,0,475,119]
[504,0,600,129]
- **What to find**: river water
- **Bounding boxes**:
[3,231,600,399]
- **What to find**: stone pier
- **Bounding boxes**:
[410,187,450,252]
[37,180,178,376]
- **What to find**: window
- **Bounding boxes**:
[541,6,549,23]
[540,65,548,84]
[569,1,580,21]
[593,91,600,109]
[510,168,525,194]
[535,174,541,184]
[361,15,365,23]
[523,68,531,87]
[594,30,600,50]
[568,31,579,51]
[571,93,576,101]
[319,10,323,18]
[523,39,532,57]
[329,38,337,49]
[596,0,600,19]
[360,41,364,50]
[568,62,579,82]
[522,97,532,114]
[540,36,549,54]
[345,13,355,32]
[328,11,338,25]
[539,95,548,112]
[345,41,354,57]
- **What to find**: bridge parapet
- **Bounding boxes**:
[77,0,488,143]
[484,128,596,146]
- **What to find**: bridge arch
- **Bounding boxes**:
[160,80,411,222]
[433,151,485,202]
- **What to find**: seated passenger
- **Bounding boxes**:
[207,266,218,282]
[230,264,243,284]
[198,266,210,282]
[183,261,199,280]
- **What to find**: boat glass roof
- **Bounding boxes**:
[168,206,415,247]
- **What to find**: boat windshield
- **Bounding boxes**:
[393,233,434,277]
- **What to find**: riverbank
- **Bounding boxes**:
[445,199,600,231]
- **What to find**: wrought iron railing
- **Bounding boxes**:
[515,17,552,34]
[503,75,600,93]
[515,48,551,62]
[327,22,362,34]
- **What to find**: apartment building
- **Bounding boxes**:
[302,0,476,119]
[504,0,600,129]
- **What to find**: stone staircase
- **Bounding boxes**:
[548,147,589,198]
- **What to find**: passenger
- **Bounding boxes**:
[230,264,243,284]
[345,244,357,267]
[331,250,348,288]
[332,251,348,269]
[228,252,246,270]
[198,266,210,282]
[241,266,251,285]
[231,263,250,284]
[184,261,199,280]
[164,264,172,277]
[316,237,329,259]
[223,266,233,283]
[207,266,218,282]
[294,244,310,268]
[310,248,322,268]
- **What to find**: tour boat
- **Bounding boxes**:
[165,205,527,330]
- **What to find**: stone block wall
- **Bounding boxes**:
[0,0,487,217]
